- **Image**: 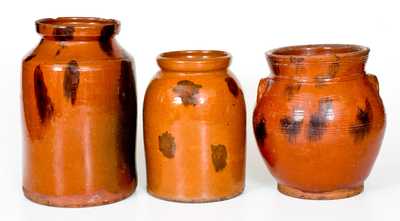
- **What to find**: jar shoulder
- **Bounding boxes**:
[255,76,385,127]
[260,75,383,105]
[144,70,245,106]
[22,39,133,66]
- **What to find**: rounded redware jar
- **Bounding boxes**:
[22,17,137,207]
[143,50,246,202]
[253,44,385,200]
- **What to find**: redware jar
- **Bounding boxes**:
[143,50,246,202]
[22,17,137,207]
[253,44,385,200]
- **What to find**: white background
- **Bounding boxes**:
[1,0,399,220]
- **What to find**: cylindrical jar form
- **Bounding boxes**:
[144,50,246,202]
[253,44,386,200]
[22,17,137,207]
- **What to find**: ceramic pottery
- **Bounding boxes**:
[253,44,385,200]
[22,17,137,207]
[143,50,246,202]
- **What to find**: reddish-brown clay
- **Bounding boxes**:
[144,50,246,202]
[253,44,386,200]
[22,17,137,207]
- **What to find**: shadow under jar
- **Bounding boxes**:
[22,17,137,207]
[253,44,386,200]
[143,50,246,202]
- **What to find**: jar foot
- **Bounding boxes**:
[147,187,244,203]
[23,185,135,207]
[277,184,363,200]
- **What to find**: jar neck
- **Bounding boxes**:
[157,50,231,72]
[267,44,369,81]
[35,17,119,41]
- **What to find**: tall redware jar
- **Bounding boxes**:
[253,44,385,200]
[22,17,137,207]
[143,50,246,202]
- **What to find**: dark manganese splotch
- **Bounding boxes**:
[284,83,301,100]
[53,26,75,41]
[254,118,267,146]
[34,65,54,123]
[350,99,373,142]
[225,77,239,97]
[119,61,137,107]
[280,114,303,143]
[211,144,227,172]
[63,60,80,105]
[308,114,327,141]
[99,25,115,56]
[24,54,36,62]
[118,60,137,179]
[159,131,176,159]
[173,80,202,106]
[308,98,333,141]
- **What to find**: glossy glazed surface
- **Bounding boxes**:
[22,17,137,207]
[253,44,386,199]
[144,51,246,202]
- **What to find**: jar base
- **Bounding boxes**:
[23,185,136,207]
[147,188,243,203]
[277,184,363,200]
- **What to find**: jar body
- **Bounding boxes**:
[144,51,246,202]
[22,18,137,207]
[253,45,385,199]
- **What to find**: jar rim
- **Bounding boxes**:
[157,50,231,72]
[158,50,230,61]
[266,44,369,64]
[35,17,120,38]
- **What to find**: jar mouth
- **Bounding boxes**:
[157,50,231,72]
[35,17,120,39]
[267,44,369,64]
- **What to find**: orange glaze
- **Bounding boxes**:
[143,50,246,202]
[253,44,386,200]
[22,17,137,207]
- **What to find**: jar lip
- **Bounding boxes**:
[35,17,120,38]
[157,50,231,72]
[266,44,369,63]
[158,50,231,62]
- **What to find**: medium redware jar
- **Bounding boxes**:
[143,50,246,202]
[253,44,385,200]
[22,17,137,207]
